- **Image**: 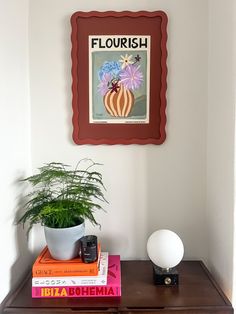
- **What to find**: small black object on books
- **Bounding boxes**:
[153,264,179,286]
[80,235,98,263]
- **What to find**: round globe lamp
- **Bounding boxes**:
[147,229,184,285]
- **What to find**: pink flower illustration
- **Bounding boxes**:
[119,64,143,91]
[97,73,112,96]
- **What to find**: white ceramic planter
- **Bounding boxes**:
[44,221,85,260]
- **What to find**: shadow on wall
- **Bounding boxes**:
[0,180,35,312]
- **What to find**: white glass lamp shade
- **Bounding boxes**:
[147,229,184,269]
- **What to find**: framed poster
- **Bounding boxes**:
[71,11,168,145]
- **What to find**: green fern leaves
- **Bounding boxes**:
[18,160,107,231]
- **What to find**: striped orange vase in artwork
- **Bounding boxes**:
[103,84,134,117]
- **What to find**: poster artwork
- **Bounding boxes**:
[89,35,151,124]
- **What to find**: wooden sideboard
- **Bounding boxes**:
[1,260,233,314]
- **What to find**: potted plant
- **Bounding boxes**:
[18,159,107,260]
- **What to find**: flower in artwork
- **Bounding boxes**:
[119,54,133,69]
[97,73,112,96]
[134,54,141,63]
[110,80,120,93]
[119,64,143,91]
[98,61,121,81]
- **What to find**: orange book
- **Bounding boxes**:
[32,245,101,277]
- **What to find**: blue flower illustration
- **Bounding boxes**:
[98,61,121,81]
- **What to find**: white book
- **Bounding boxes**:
[32,252,108,287]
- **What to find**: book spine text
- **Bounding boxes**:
[32,285,121,298]
[32,276,107,286]
[32,268,99,277]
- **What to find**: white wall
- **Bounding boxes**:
[207,0,236,300]
[0,0,32,304]
[29,0,209,263]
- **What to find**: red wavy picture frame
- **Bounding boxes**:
[71,11,168,145]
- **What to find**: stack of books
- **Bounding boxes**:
[31,246,121,298]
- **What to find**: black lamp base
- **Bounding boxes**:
[152,264,179,285]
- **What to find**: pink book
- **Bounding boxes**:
[32,255,121,298]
